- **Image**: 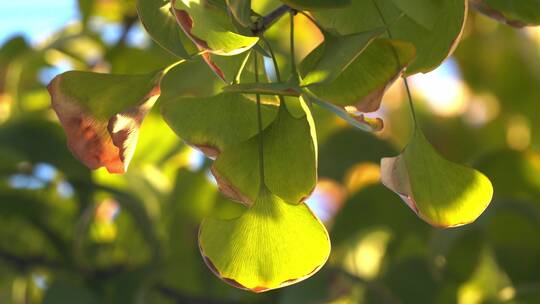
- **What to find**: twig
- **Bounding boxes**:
[253,5,293,34]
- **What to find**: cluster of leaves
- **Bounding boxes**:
[1,0,540,302]
[42,0,540,293]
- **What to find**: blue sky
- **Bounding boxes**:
[0,0,79,45]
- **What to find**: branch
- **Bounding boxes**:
[253,5,294,35]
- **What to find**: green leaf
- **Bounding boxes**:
[159,58,224,99]
[380,128,493,228]
[279,0,351,10]
[172,0,259,55]
[471,0,540,27]
[160,92,278,158]
[199,187,330,292]
[137,0,191,58]
[301,39,415,113]
[300,28,385,86]
[226,0,252,27]
[390,0,438,30]
[48,71,161,174]
[223,82,301,96]
[213,100,318,204]
[313,0,466,74]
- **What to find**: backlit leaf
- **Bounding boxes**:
[171,0,259,56]
[380,128,493,228]
[161,92,278,158]
[199,187,330,292]
[226,0,252,27]
[313,0,466,74]
[279,0,351,11]
[137,0,191,58]
[300,28,385,86]
[48,71,161,174]
[301,38,415,113]
[213,99,318,204]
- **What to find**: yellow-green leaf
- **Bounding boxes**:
[172,0,258,56]
[380,128,493,228]
[199,187,330,292]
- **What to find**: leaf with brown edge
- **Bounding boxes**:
[48,71,161,174]
[160,92,278,161]
[300,38,416,115]
[380,128,493,228]
[313,0,466,75]
[198,186,330,293]
[213,99,318,204]
[171,0,259,56]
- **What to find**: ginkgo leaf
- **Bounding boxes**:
[300,28,385,86]
[224,81,301,97]
[159,58,224,99]
[313,0,466,74]
[390,0,438,30]
[226,0,252,27]
[301,37,415,114]
[222,82,384,132]
[199,186,330,293]
[213,99,318,204]
[48,71,161,174]
[380,128,493,228]
[171,0,259,56]
[279,0,350,11]
[470,0,540,27]
[136,0,190,58]
[161,92,278,158]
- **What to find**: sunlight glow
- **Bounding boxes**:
[342,229,392,280]
[506,114,531,151]
[344,163,381,194]
[306,179,347,223]
[410,59,469,117]
[463,93,500,127]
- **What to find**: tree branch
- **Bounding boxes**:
[253,5,294,35]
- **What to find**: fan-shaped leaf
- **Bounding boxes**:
[300,28,385,87]
[301,38,415,114]
[226,0,252,27]
[279,0,351,11]
[161,92,278,158]
[199,187,330,292]
[136,0,190,58]
[213,100,318,204]
[313,0,466,74]
[171,0,259,56]
[380,128,493,228]
[48,71,161,174]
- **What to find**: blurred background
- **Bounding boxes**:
[0,0,540,303]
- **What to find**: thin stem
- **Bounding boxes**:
[372,0,418,127]
[254,53,265,181]
[233,51,252,84]
[259,36,282,82]
[290,11,298,79]
[402,77,418,127]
